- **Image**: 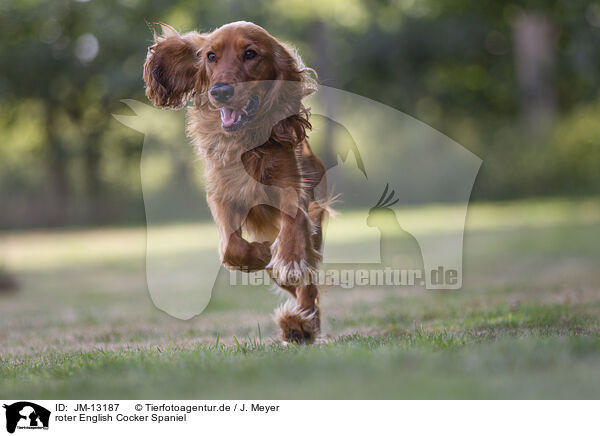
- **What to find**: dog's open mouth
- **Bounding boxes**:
[220,95,259,131]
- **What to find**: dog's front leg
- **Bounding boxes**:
[268,194,319,286]
[275,283,321,344]
[208,196,271,271]
[223,231,272,271]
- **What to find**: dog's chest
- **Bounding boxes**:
[204,158,271,209]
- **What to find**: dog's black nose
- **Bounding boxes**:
[210,83,234,103]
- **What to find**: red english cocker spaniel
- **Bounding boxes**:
[143,21,331,343]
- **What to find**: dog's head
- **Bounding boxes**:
[143,21,315,137]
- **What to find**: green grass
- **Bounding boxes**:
[2,335,600,399]
[1,197,599,398]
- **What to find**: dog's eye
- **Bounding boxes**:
[207,52,216,63]
[244,49,257,60]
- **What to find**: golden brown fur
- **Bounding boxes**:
[143,21,329,343]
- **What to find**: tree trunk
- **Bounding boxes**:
[311,19,336,167]
[84,130,103,223]
[46,108,70,226]
[513,12,557,134]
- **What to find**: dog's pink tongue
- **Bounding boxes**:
[220,107,243,127]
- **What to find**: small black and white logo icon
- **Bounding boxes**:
[3,402,50,434]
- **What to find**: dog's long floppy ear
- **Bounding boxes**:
[143,23,207,109]
[267,40,317,147]
[272,41,317,97]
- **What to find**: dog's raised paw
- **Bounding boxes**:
[274,299,319,344]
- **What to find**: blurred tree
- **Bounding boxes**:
[267,0,369,168]
[513,11,557,134]
[310,19,337,168]
[0,0,164,226]
[0,0,599,228]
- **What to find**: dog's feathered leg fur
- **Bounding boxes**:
[275,294,320,344]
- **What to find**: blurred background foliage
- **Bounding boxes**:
[1,0,599,228]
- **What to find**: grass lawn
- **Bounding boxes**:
[1,197,599,399]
